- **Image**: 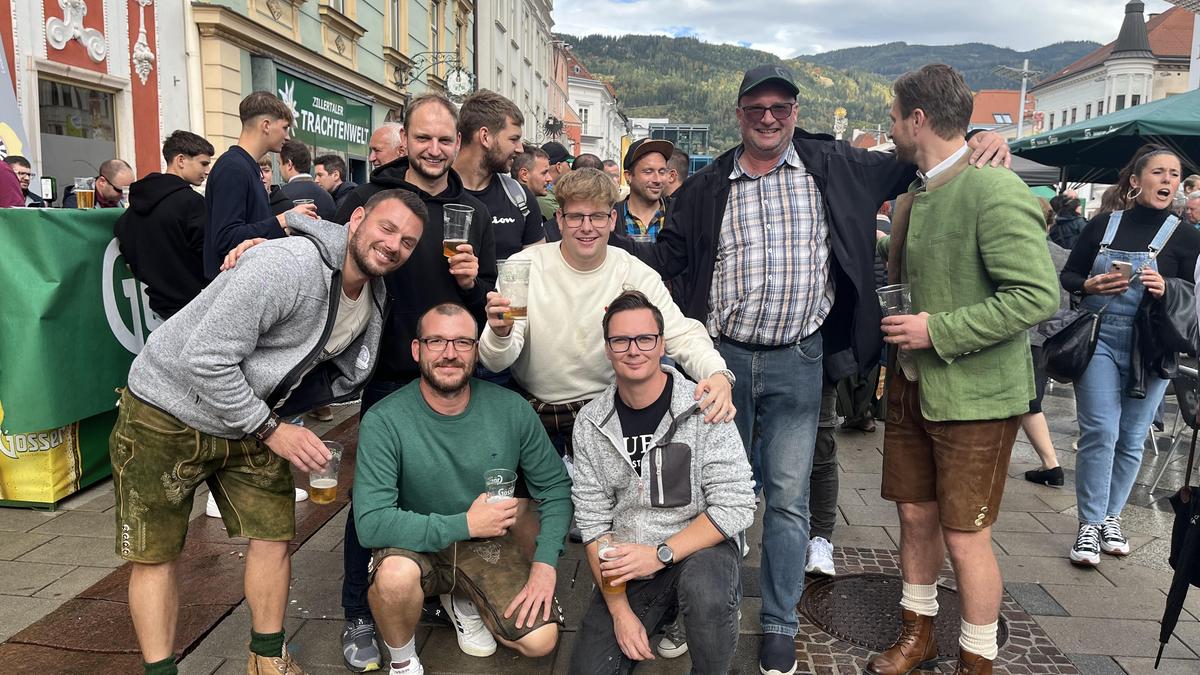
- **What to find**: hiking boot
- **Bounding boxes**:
[656,618,688,658]
[1069,523,1101,567]
[865,609,938,674]
[341,617,382,672]
[247,645,307,674]
[439,594,497,657]
[805,536,836,576]
[1100,515,1130,556]
[953,649,993,675]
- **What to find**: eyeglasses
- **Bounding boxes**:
[738,103,795,121]
[418,337,478,352]
[605,333,662,353]
[561,211,611,228]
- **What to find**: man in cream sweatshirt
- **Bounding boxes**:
[479,168,735,455]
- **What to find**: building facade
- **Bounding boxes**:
[564,49,626,162]
[1032,1,1193,132]
[474,0,554,143]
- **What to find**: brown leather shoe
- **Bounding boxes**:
[865,610,938,674]
[953,649,993,675]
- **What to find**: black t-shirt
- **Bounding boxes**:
[614,375,673,476]
[466,177,545,259]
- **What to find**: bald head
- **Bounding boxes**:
[369,124,405,168]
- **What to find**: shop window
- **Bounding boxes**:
[38,78,116,199]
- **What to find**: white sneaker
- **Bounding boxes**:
[1070,523,1101,567]
[439,594,497,657]
[805,537,836,576]
[205,493,221,518]
[389,655,424,674]
[656,618,688,658]
[1100,515,1130,556]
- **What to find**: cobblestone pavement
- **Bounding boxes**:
[2,386,1200,673]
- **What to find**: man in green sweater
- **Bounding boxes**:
[866,65,1058,675]
[353,303,571,675]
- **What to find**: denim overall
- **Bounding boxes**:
[1074,211,1179,525]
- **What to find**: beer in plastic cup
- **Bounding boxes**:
[629,232,653,244]
[485,468,517,503]
[443,204,474,258]
[292,198,315,206]
[596,531,626,594]
[497,259,531,321]
[74,177,95,209]
[308,441,342,504]
[877,284,912,317]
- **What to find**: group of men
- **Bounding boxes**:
[103,59,1055,675]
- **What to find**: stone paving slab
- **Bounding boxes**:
[0,642,143,674]
[27,508,114,538]
[15,533,124,567]
[0,596,64,643]
[0,532,54,561]
[1034,617,1196,659]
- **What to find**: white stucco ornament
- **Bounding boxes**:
[131,0,156,85]
[46,0,108,63]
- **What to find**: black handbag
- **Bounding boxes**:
[1041,305,1105,384]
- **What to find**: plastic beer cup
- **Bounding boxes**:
[443,204,474,258]
[596,531,626,594]
[308,441,342,504]
[497,259,531,321]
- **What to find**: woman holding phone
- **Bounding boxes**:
[1059,145,1200,567]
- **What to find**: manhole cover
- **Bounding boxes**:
[798,573,1008,658]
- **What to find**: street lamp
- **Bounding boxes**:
[993,60,1043,140]
[833,107,847,141]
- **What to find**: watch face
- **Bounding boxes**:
[657,545,672,563]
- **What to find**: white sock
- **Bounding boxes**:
[899,582,939,617]
[384,636,417,668]
[959,619,999,660]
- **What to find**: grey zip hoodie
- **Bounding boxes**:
[571,365,755,547]
[126,214,388,438]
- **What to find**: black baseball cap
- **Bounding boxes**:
[541,141,574,165]
[622,138,674,171]
[738,64,800,100]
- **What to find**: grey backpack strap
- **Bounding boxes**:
[498,174,529,217]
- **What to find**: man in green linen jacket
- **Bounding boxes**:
[866,65,1058,675]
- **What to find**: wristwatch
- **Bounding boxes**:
[252,412,282,443]
[714,369,736,386]
[656,542,675,566]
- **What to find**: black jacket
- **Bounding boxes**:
[614,131,915,379]
[1050,214,1087,250]
[204,145,284,279]
[1131,277,1196,399]
[272,176,337,221]
[330,180,358,209]
[114,173,208,319]
[336,157,497,383]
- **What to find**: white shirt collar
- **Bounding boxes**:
[918,143,969,183]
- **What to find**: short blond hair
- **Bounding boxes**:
[554,168,618,209]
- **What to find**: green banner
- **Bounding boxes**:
[0,209,142,432]
[277,71,372,156]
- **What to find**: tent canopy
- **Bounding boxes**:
[1010,88,1200,184]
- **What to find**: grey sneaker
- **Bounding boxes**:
[341,618,382,672]
[656,618,688,658]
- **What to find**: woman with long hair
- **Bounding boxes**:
[1059,146,1200,566]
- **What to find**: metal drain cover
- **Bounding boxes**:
[798,573,1008,658]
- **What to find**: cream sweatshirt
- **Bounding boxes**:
[479,244,726,404]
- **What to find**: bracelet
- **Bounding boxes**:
[252,412,282,442]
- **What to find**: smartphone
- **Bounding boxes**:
[1110,261,1133,280]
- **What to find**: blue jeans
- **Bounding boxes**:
[718,333,823,637]
[569,539,741,674]
[1073,316,1168,525]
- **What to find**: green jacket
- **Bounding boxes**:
[886,156,1058,422]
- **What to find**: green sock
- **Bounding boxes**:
[249,630,286,658]
[143,656,177,675]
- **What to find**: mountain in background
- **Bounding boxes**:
[559,34,1099,156]
[558,33,896,154]
[799,41,1100,90]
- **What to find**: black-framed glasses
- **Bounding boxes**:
[738,103,795,121]
[605,333,662,353]
[418,337,478,352]
[561,211,612,228]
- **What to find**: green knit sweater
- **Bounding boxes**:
[353,379,572,566]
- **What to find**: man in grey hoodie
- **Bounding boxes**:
[568,291,755,674]
[109,189,426,675]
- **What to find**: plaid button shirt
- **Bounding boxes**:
[623,198,667,240]
[707,144,833,346]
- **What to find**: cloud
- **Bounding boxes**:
[552,0,1179,57]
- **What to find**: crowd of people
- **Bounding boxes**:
[5,56,1191,675]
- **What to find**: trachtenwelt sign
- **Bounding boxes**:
[277,74,371,156]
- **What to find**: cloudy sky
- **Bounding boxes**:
[552,0,1181,57]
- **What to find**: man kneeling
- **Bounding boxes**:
[569,291,755,674]
[353,303,572,674]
